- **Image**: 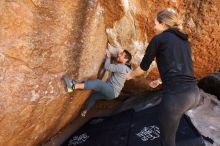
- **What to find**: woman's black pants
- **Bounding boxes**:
[159,83,200,146]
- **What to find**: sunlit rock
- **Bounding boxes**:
[0,0,219,145]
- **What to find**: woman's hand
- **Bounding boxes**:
[149,78,162,88]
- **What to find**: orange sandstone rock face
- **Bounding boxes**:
[0,0,219,145]
[0,0,106,145]
[184,0,220,77]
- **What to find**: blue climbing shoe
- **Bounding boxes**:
[64,76,76,93]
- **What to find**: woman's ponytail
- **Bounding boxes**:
[157,8,183,30]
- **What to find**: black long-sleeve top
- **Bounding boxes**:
[140,28,196,85]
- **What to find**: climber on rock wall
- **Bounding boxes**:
[64,49,132,117]
[126,8,201,146]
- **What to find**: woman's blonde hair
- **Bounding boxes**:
[157,8,183,30]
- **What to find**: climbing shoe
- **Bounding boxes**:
[81,110,88,117]
[64,76,76,93]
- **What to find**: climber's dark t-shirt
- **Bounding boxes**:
[140,28,196,86]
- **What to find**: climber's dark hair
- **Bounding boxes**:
[123,50,132,63]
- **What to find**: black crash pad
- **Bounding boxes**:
[62,106,205,146]
[128,106,205,146]
[62,110,133,146]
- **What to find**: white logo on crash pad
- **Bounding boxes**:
[136,125,160,141]
[68,133,90,146]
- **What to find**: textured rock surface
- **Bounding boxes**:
[0,0,219,145]
[0,0,106,145]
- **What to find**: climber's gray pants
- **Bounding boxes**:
[84,79,115,109]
